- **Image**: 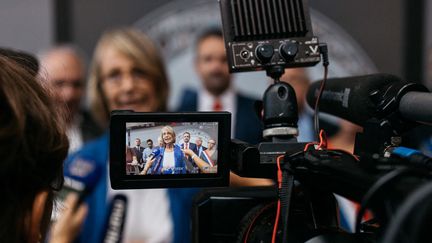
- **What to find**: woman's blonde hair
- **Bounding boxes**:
[88,28,169,128]
[160,126,176,145]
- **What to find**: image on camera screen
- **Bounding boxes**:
[125,122,219,176]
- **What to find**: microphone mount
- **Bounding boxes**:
[355,81,429,156]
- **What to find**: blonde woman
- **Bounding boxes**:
[65,28,196,243]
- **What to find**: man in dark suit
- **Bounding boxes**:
[177,28,262,145]
[180,132,197,152]
[180,131,198,173]
[132,138,145,166]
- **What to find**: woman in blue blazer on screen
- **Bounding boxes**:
[142,126,186,175]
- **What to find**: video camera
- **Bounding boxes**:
[109,0,432,242]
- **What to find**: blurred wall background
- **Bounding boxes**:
[0,0,427,105]
[0,0,53,54]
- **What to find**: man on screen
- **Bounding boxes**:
[180,131,198,173]
[195,137,207,157]
[132,138,145,169]
[181,132,196,152]
[143,139,154,160]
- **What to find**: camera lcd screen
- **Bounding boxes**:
[110,111,231,189]
[126,122,219,175]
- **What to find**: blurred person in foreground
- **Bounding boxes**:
[0,54,86,243]
[66,27,271,243]
[39,45,102,153]
[0,47,39,74]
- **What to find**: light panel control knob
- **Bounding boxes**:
[280,41,299,61]
[255,44,274,63]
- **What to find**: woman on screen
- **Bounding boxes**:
[142,126,186,175]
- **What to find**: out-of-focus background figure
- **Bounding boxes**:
[177,28,263,144]
[39,45,102,153]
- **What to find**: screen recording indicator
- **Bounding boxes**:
[126,122,219,176]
